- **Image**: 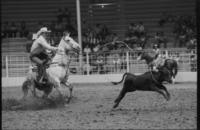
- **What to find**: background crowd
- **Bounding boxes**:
[1,9,197,53]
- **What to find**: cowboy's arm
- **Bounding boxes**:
[39,38,57,51]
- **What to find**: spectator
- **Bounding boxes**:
[49,20,56,35]
[56,8,63,22]
[93,44,100,53]
[82,19,89,37]
[152,44,160,58]
[187,36,197,51]
[9,21,18,38]
[54,21,63,37]
[154,31,167,48]
[125,23,138,48]
[83,44,92,54]
[136,21,145,38]
[35,21,44,32]
[99,24,110,42]
[2,21,9,38]
[94,23,102,40]
[137,34,147,49]
[106,33,119,50]
[96,55,104,74]
[62,7,71,25]
[158,12,168,26]
[113,53,121,72]
[19,21,29,38]
[178,25,187,47]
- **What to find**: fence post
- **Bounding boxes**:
[165,50,169,58]
[86,52,90,75]
[5,55,9,77]
[189,53,191,71]
[126,51,129,72]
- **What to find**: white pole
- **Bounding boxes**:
[126,52,129,72]
[76,0,83,73]
[86,52,90,75]
[6,56,9,77]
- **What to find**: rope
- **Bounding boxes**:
[150,69,161,85]
[98,41,134,52]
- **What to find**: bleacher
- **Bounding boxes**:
[1,0,196,77]
[1,38,29,54]
[2,0,195,39]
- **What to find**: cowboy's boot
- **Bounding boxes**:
[36,66,42,82]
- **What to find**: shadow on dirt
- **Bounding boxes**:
[2,95,70,111]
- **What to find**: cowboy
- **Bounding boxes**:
[30,27,59,83]
[152,44,164,71]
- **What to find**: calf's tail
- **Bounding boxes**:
[111,73,129,85]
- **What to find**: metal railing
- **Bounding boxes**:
[1,49,197,77]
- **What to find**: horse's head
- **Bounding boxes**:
[62,34,81,54]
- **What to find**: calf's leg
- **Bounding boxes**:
[113,88,127,108]
[158,84,170,100]
[151,85,169,101]
[113,81,133,108]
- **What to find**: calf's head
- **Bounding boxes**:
[158,67,172,83]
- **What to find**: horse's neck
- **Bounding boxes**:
[52,40,69,63]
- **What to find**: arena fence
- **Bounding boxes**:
[1,49,196,77]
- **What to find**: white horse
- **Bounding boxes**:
[22,34,80,103]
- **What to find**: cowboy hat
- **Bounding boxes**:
[36,27,51,36]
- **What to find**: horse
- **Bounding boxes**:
[137,51,178,84]
[22,34,80,103]
[111,66,172,108]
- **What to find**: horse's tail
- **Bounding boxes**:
[111,73,129,85]
[22,79,31,99]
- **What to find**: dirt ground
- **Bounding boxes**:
[2,82,197,129]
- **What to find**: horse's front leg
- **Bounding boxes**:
[52,77,63,97]
[62,82,73,103]
[28,80,37,98]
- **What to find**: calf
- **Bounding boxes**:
[112,66,172,108]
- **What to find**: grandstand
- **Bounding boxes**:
[1,0,197,78]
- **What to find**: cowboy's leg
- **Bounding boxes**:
[30,56,44,81]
